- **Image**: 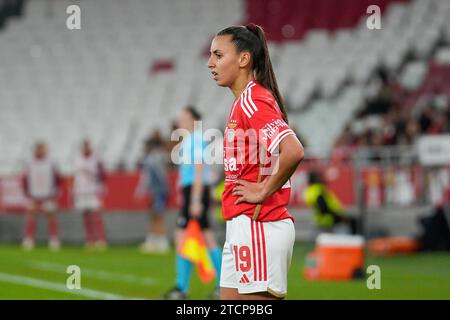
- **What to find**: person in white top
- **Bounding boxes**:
[73,139,107,250]
[22,142,62,251]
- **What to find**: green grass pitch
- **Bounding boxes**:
[0,243,449,300]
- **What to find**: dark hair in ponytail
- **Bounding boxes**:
[217,24,288,124]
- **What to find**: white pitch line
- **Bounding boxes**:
[0,272,140,300]
[28,261,158,286]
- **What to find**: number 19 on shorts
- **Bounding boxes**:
[233,245,251,272]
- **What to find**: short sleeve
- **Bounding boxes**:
[244,97,295,155]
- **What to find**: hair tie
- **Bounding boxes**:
[245,23,258,34]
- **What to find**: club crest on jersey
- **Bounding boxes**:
[228,123,237,129]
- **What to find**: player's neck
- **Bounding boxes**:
[230,74,255,98]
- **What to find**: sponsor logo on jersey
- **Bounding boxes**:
[224,157,238,171]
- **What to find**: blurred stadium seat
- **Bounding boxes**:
[1,0,449,172]
[0,0,244,173]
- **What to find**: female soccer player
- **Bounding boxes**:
[73,139,107,250]
[208,24,304,300]
[22,142,62,251]
[163,106,222,300]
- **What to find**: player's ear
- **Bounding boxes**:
[239,51,251,69]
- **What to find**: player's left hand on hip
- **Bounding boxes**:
[233,179,267,204]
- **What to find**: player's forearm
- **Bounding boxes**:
[191,164,204,203]
[261,136,304,201]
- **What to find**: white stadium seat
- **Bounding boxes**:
[1,0,449,172]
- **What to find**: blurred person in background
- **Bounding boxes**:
[418,167,450,252]
[418,105,435,133]
[22,142,62,251]
[73,139,107,250]
[163,106,222,300]
[403,118,421,145]
[304,171,357,235]
[212,172,226,226]
[357,68,395,118]
[135,131,170,254]
[428,109,448,134]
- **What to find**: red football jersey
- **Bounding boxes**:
[222,80,296,222]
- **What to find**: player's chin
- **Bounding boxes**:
[215,79,230,87]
